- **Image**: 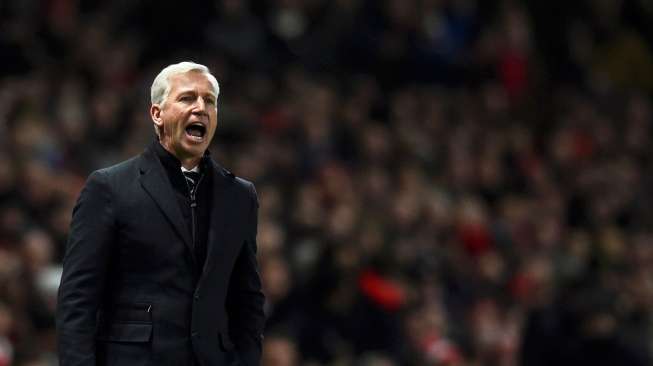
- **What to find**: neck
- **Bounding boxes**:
[158,140,202,170]
[179,157,201,170]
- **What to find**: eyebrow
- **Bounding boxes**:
[176,90,217,99]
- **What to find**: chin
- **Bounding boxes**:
[184,145,206,158]
[172,141,202,159]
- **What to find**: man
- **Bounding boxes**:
[56,62,265,366]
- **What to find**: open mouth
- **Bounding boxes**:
[185,123,206,141]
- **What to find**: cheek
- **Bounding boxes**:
[210,115,218,132]
[165,113,184,132]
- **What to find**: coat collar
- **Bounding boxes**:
[137,141,236,269]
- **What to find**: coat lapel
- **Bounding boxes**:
[201,159,237,280]
[138,149,195,262]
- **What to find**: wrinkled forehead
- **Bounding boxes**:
[168,71,219,97]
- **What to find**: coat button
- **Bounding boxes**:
[194,294,200,300]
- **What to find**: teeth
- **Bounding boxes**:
[185,123,206,140]
[186,133,203,141]
[185,129,204,141]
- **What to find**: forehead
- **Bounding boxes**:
[168,71,215,96]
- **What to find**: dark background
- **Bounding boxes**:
[1,0,653,365]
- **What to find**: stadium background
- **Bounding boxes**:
[1,0,653,365]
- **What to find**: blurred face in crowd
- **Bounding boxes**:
[150,70,218,167]
[262,336,299,366]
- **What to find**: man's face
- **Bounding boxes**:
[150,71,218,161]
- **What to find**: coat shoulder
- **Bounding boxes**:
[234,176,255,193]
[233,176,258,210]
[212,160,256,199]
[95,155,140,175]
[91,155,142,187]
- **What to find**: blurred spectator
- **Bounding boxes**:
[0,302,13,366]
[262,333,300,366]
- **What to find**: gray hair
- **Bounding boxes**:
[150,61,220,106]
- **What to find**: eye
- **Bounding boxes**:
[205,98,216,105]
[179,95,194,102]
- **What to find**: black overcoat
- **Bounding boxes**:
[56,144,265,366]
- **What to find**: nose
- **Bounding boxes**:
[192,97,207,115]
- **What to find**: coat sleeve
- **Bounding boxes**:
[57,170,115,366]
[226,181,266,366]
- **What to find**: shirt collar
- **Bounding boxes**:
[151,138,210,174]
[181,165,200,173]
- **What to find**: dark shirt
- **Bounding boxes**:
[152,140,213,276]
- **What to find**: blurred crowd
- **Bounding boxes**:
[2,0,653,365]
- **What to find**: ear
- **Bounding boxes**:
[150,104,163,131]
